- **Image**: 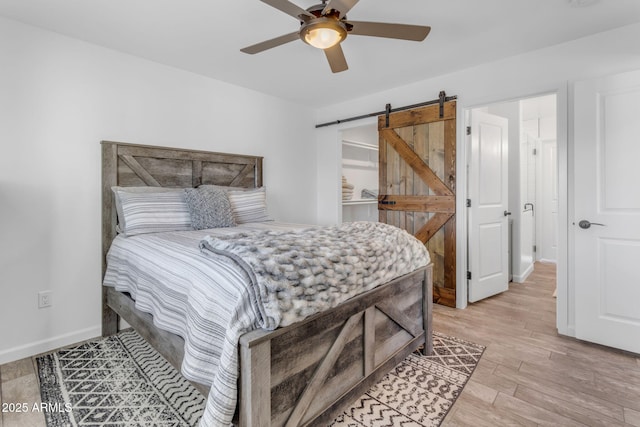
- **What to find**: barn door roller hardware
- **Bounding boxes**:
[315,91,457,128]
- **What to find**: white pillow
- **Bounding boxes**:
[111,186,178,227]
[227,187,272,224]
[112,187,192,236]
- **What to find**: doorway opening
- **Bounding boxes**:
[465,93,558,303]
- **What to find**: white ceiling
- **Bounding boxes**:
[1,0,639,107]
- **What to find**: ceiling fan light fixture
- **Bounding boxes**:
[241,0,432,74]
[301,19,347,49]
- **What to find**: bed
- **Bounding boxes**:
[101,141,433,427]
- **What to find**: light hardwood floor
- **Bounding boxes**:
[1,262,639,426]
[438,262,640,427]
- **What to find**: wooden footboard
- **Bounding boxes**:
[104,264,432,426]
[237,264,432,427]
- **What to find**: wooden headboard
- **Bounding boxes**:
[101,141,263,273]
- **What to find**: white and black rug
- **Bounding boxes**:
[37,331,205,426]
[37,331,483,427]
[332,332,485,426]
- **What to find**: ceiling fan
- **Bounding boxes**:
[240,0,431,73]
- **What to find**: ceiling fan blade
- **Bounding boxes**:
[324,44,348,73]
[322,0,359,17]
[348,21,431,41]
[260,0,315,20]
[240,31,300,54]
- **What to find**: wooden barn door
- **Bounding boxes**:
[378,101,456,307]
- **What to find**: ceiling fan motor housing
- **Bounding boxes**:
[300,17,348,48]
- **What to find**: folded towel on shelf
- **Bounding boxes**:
[361,189,378,199]
[342,178,354,189]
[342,176,355,200]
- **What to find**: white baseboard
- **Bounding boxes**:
[512,263,535,283]
[0,326,101,365]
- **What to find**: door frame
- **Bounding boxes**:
[459,86,570,337]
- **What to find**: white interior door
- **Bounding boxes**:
[468,110,510,302]
[537,138,558,262]
[574,69,640,354]
[518,133,537,277]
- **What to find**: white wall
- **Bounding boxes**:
[315,23,640,330]
[0,17,317,364]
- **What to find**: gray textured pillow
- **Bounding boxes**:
[183,187,236,230]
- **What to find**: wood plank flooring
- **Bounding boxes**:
[438,262,640,427]
[1,262,639,426]
[0,357,43,427]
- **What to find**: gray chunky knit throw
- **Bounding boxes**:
[200,221,429,327]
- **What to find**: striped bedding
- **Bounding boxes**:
[103,221,429,426]
[104,222,305,426]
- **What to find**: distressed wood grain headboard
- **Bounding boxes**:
[101,140,263,275]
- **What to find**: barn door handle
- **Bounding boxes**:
[379,200,396,205]
[504,210,512,216]
[578,220,606,229]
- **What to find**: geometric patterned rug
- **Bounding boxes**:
[37,330,483,427]
[37,330,205,426]
[331,332,485,426]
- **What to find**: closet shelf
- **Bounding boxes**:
[342,159,377,169]
[342,199,378,206]
[342,139,379,151]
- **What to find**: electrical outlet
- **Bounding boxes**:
[38,290,52,308]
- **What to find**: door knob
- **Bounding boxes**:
[504,210,512,216]
[578,220,606,229]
